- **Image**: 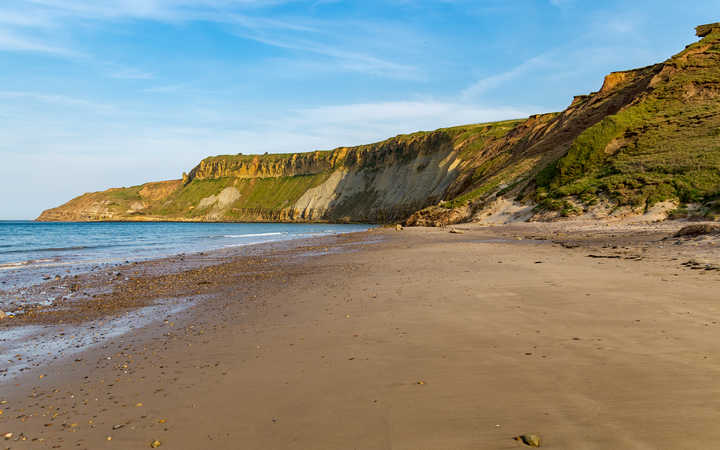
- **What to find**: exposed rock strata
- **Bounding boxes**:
[39,25,720,225]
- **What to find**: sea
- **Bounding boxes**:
[0,221,372,290]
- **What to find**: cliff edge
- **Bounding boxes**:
[38,24,720,224]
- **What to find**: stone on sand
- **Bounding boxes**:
[514,434,541,447]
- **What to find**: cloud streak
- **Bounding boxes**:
[0,90,113,111]
[235,32,422,79]
[462,53,555,99]
[0,29,79,56]
[109,68,154,80]
[0,0,422,79]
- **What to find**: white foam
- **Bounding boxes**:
[224,232,286,238]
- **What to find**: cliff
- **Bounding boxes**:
[38,24,720,224]
[38,127,509,223]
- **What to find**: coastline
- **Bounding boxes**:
[0,222,372,295]
[0,230,380,376]
[1,222,719,448]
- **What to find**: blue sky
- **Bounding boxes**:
[0,0,717,219]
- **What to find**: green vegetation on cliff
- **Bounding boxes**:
[535,28,720,217]
[158,173,333,219]
[38,23,720,224]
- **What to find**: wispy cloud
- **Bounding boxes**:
[0,29,79,56]
[109,68,154,80]
[0,0,423,79]
[236,32,422,79]
[143,83,186,93]
[18,0,296,22]
[462,53,554,99]
[0,9,55,26]
[0,90,113,111]
[295,101,530,128]
[256,100,537,150]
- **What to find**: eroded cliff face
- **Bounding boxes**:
[38,24,720,225]
[38,130,471,223]
[408,23,720,225]
[185,150,347,182]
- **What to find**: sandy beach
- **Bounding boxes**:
[1,223,720,449]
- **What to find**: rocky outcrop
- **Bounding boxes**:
[185,151,346,183]
[696,22,720,37]
[38,25,720,225]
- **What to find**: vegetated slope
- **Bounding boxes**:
[37,121,521,223]
[38,23,720,224]
[535,23,720,219]
[409,22,720,224]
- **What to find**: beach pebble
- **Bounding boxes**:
[513,434,541,447]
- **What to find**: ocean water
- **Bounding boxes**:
[0,221,371,289]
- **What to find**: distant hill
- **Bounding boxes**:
[38,23,720,224]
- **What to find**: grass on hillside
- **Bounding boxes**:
[535,32,720,213]
[151,173,333,218]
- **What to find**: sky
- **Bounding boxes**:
[0,0,717,219]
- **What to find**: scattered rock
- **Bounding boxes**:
[673,224,720,238]
[514,434,541,447]
[448,227,464,234]
[558,242,579,249]
[150,440,162,448]
[681,259,720,271]
[395,224,404,231]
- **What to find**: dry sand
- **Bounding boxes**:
[1,223,719,449]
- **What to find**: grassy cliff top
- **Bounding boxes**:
[198,118,526,166]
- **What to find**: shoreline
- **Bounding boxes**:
[32,218,378,224]
[1,222,719,448]
[0,223,373,305]
[0,230,381,380]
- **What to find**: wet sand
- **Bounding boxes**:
[1,223,719,449]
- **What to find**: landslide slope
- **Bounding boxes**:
[38,23,720,224]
